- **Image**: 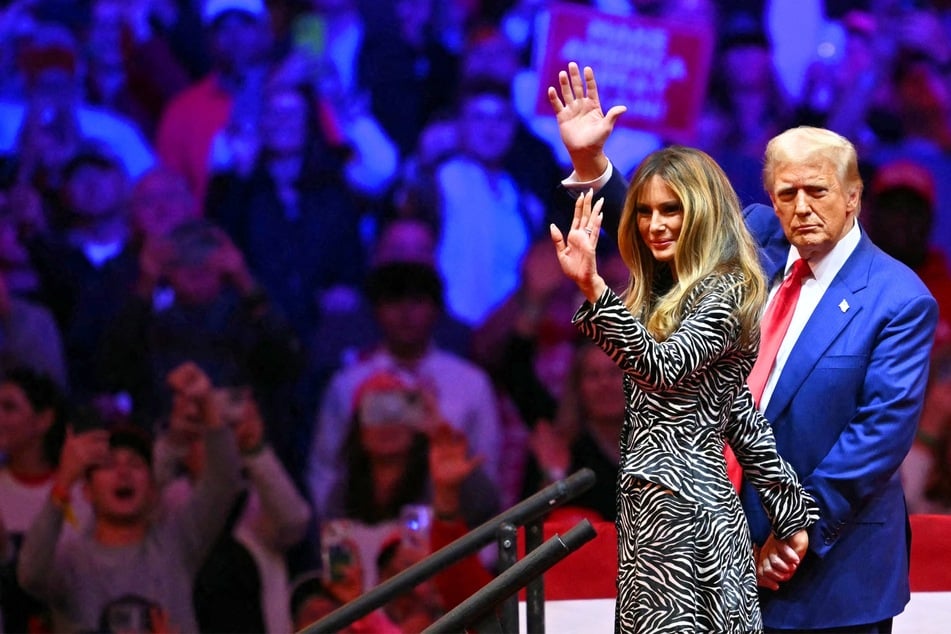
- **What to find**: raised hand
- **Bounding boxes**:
[549,189,606,303]
[428,423,483,520]
[547,62,626,181]
[232,393,265,454]
[56,427,111,489]
[166,362,222,429]
[528,419,571,482]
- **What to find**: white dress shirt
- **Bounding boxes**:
[758,220,861,410]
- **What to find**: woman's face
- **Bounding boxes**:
[636,175,684,263]
[359,423,416,458]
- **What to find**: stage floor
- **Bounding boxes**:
[519,592,951,633]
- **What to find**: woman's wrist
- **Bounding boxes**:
[582,276,607,304]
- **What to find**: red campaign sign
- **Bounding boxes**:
[534,3,714,143]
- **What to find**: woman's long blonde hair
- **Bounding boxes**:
[616,146,766,345]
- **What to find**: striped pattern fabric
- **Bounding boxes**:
[574,272,819,634]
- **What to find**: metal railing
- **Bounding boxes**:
[423,519,597,633]
[299,468,598,634]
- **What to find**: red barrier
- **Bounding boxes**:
[519,512,619,601]
[909,513,951,592]
[526,513,951,598]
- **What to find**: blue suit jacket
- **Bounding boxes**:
[595,172,939,629]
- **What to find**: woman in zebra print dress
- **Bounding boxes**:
[549,147,819,633]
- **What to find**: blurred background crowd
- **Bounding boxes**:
[0,0,950,632]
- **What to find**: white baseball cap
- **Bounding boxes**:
[202,0,267,25]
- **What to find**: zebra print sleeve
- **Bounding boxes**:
[728,389,820,540]
[573,275,744,391]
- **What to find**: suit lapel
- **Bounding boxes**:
[763,234,874,424]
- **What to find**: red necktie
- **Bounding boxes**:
[726,259,811,492]
[747,258,812,407]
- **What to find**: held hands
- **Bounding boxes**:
[756,529,809,591]
[549,189,606,303]
[547,62,626,181]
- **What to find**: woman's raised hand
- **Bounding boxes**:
[549,189,607,303]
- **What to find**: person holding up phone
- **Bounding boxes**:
[317,369,499,592]
[16,361,244,634]
[153,380,312,634]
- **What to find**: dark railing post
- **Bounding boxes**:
[497,522,519,632]
[423,520,598,634]
[299,469,597,634]
[524,520,545,633]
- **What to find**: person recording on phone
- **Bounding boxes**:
[316,369,498,592]
[153,379,311,634]
[306,258,503,527]
[16,361,243,634]
[549,62,939,633]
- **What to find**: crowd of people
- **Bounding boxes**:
[1,0,950,632]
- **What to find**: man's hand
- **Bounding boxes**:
[757,530,808,590]
[528,420,571,482]
[167,362,222,429]
[547,62,626,181]
[232,393,265,454]
[56,427,111,489]
[135,236,172,298]
[208,229,256,296]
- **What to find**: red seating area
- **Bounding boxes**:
[526,513,951,599]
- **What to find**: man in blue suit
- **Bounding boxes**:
[549,63,939,632]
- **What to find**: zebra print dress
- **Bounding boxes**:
[574,272,818,634]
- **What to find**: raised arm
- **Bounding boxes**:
[547,62,626,182]
[548,63,630,239]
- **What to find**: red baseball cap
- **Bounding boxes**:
[871,159,935,207]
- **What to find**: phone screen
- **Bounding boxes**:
[292,14,326,56]
[358,390,425,428]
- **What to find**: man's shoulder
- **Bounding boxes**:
[858,235,935,298]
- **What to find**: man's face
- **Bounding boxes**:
[209,12,271,73]
[768,157,860,260]
[165,261,224,306]
[131,171,196,240]
[459,94,516,166]
[85,447,154,524]
[259,87,307,154]
[64,163,128,219]
[375,296,439,354]
[578,346,625,421]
